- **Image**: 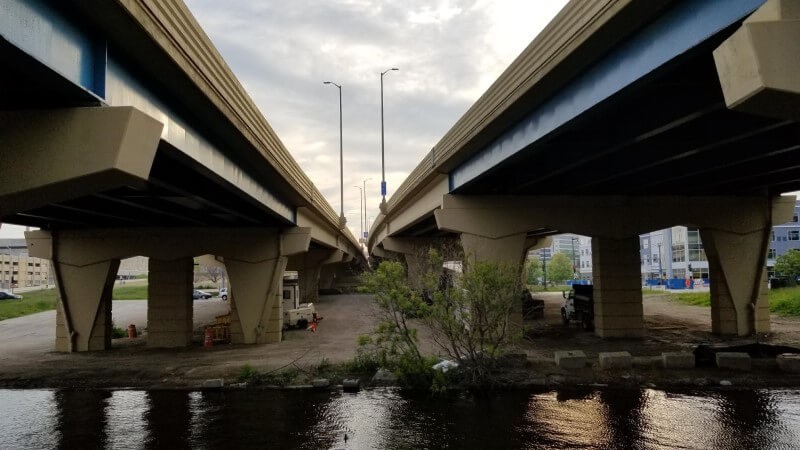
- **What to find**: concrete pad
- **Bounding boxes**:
[715,352,751,371]
[554,350,587,369]
[202,378,224,389]
[662,352,695,369]
[311,378,330,388]
[343,378,360,392]
[777,353,800,373]
[599,351,632,369]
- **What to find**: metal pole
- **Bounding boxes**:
[362,178,371,238]
[323,81,345,224]
[380,68,398,209]
[658,242,663,283]
[338,85,343,220]
[571,237,578,277]
[354,186,363,243]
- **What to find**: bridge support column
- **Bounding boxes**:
[287,249,343,303]
[147,258,194,347]
[591,236,644,338]
[223,228,310,344]
[701,228,771,336]
[52,257,120,352]
[383,237,461,290]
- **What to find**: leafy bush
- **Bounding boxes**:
[111,322,128,339]
[237,364,298,386]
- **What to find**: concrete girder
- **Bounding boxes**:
[0,107,163,216]
[715,0,800,120]
[297,207,360,258]
[434,194,795,238]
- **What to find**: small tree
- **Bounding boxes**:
[524,257,542,285]
[547,252,574,284]
[359,261,430,385]
[200,265,225,284]
[423,253,522,388]
[775,249,800,281]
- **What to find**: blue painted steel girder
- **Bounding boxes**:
[450,0,767,192]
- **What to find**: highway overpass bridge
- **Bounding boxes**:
[0,0,364,351]
[370,0,800,338]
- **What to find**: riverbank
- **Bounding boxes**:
[2,292,800,390]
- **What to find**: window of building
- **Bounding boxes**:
[794,214,798,223]
[672,244,685,263]
[12,262,18,266]
[687,228,707,262]
[772,231,776,242]
[768,248,777,259]
[790,231,799,241]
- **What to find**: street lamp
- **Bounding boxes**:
[570,237,579,278]
[323,81,346,227]
[362,178,371,239]
[380,67,399,212]
[354,185,363,245]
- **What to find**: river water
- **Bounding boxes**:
[1,387,799,449]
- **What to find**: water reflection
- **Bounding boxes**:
[1,387,799,449]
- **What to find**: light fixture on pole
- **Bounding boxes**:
[362,177,371,239]
[380,67,399,213]
[571,237,579,278]
[354,185,363,245]
[324,81,346,228]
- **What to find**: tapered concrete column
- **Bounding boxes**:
[287,249,343,303]
[592,236,644,338]
[383,237,461,290]
[701,228,771,336]
[147,258,194,347]
[225,256,288,344]
[53,258,120,352]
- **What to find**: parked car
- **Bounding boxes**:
[0,291,22,300]
[219,287,228,301]
[192,289,212,300]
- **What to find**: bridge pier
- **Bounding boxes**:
[26,227,310,351]
[591,236,644,338]
[147,258,194,348]
[52,257,120,352]
[287,249,344,303]
[382,237,461,290]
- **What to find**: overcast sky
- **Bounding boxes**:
[183,0,569,240]
[0,1,569,239]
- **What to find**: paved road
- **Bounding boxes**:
[0,299,229,358]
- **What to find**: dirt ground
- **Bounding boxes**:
[1,291,800,389]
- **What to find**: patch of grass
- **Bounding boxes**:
[237,364,299,386]
[111,321,128,339]
[770,286,800,316]
[111,284,148,300]
[0,288,58,321]
[669,291,711,307]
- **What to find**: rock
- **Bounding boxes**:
[777,353,800,373]
[343,378,360,392]
[372,368,398,385]
[716,352,751,371]
[720,380,732,386]
[312,378,330,388]
[599,351,632,369]
[554,350,587,369]
[202,378,224,389]
[632,356,661,369]
[662,352,695,369]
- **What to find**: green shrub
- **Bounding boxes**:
[111,322,127,339]
[770,286,800,316]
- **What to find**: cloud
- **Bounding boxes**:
[184,0,568,240]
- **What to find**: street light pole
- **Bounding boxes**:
[362,178,371,239]
[354,186,363,244]
[570,237,579,278]
[380,67,398,212]
[324,81,346,227]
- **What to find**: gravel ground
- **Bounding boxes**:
[1,291,799,388]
